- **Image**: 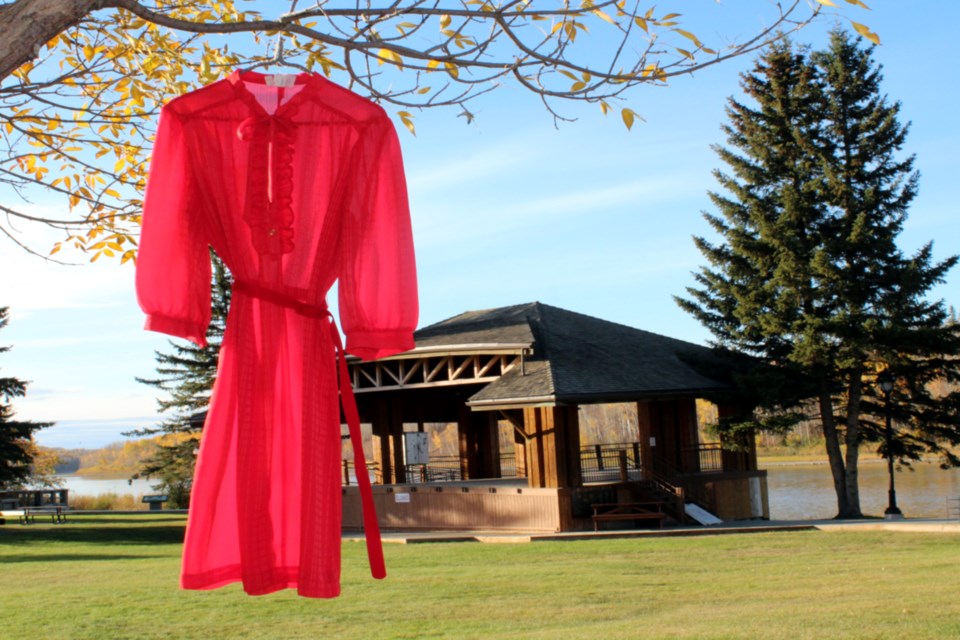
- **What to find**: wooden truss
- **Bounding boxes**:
[349,351,525,393]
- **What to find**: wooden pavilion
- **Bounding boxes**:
[342,302,769,533]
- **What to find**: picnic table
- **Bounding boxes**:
[0,505,69,525]
[591,501,666,531]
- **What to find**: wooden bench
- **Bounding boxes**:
[591,502,666,531]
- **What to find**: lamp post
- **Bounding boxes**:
[876,370,903,520]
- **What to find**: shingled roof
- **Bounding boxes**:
[411,302,732,408]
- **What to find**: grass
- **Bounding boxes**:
[2,516,959,639]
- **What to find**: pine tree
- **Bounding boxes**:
[129,254,231,507]
[0,306,53,490]
[678,31,960,518]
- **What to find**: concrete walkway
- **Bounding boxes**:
[351,517,960,545]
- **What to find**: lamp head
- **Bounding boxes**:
[877,370,895,394]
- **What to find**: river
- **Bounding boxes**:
[59,475,157,497]
[58,462,960,521]
[766,460,960,520]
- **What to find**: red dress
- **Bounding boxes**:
[136,70,418,598]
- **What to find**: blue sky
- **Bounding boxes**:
[2,3,957,449]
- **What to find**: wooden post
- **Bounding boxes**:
[677,398,699,472]
[479,412,502,479]
[390,399,406,484]
[636,402,654,479]
[503,410,527,478]
[618,449,628,482]
[371,397,392,484]
[717,403,757,472]
[595,444,604,471]
[520,405,582,489]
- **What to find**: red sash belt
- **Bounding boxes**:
[233,280,386,580]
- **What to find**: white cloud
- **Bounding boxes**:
[407,135,540,194]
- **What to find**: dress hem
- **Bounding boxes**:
[182,566,341,598]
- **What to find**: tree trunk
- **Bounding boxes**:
[0,0,104,81]
[818,388,849,518]
[842,368,864,518]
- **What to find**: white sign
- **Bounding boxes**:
[404,432,429,466]
[394,492,411,504]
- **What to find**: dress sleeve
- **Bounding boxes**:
[338,117,419,360]
[135,105,212,348]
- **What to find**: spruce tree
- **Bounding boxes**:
[0,306,53,490]
[129,254,231,507]
[678,31,960,518]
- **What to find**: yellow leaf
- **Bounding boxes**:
[417,86,431,94]
[427,59,441,71]
[674,29,702,47]
[844,0,870,7]
[83,44,95,61]
[851,21,880,45]
[440,14,452,30]
[571,81,586,92]
[397,111,416,136]
[815,0,838,6]
[634,17,648,32]
[621,108,635,130]
[592,9,615,24]
[599,100,610,116]
[376,48,403,68]
[445,62,459,79]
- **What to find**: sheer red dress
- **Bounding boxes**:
[135,70,418,598]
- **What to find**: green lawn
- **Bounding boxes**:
[2,515,958,639]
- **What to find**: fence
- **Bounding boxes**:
[682,443,724,472]
[580,442,642,483]
[343,453,518,485]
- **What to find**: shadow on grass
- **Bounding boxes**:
[0,525,185,546]
[1,553,164,564]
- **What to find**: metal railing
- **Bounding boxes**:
[344,453,520,485]
[580,442,642,483]
[682,443,724,472]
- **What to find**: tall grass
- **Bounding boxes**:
[68,492,146,510]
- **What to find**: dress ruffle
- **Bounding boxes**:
[237,114,296,255]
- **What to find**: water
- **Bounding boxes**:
[56,464,960,521]
[766,460,960,520]
[58,475,158,497]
